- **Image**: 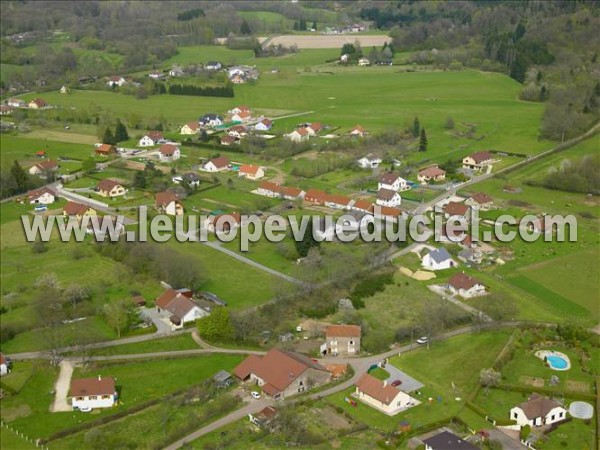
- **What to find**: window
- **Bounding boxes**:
[102,395,111,399]
[559,412,564,417]
[349,340,354,345]
[89,395,97,400]
[76,396,84,401]
[551,415,555,420]
[513,412,518,419]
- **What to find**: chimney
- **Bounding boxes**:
[382,379,387,387]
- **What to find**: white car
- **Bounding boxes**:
[416,336,428,345]
[77,406,92,412]
[250,391,261,399]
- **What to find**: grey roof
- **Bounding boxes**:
[428,247,452,263]
[213,370,232,382]
[423,431,478,450]
[183,172,200,181]
[458,249,475,259]
[200,113,223,121]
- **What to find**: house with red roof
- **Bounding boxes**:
[96,179,126,198]
[257,181,304,200]
[95,144,116,157]
[231,109,251,123]
[106,76,127,87]
[352,199,375,213]
[155,288,208,328]
[323,324,361,356]
[446,272,486,298]
[286,127,309,143]
[443,201,471,220]
[233,348,331,399]
[139,131,164,146]
[158,144,181,162]
[376,188,402,207]
[28,98,47,109]
[63,202,97,222]
[69,376,117,410]
[155,192,184,216]
[462,151,494,171]
[355,373,416,415]
[28,160,59,177]
[306,122,323,135]
[378,172,410,192]
[304,189,328,205]
[180,122,200,135]
[349,125,367,137]
[249,406,278,429]
[418,166,446,184]
[465,192,494,210]
[203,157,230,172]
[27,187,56,205]
[254,118,273,131]
[238,164,265,180]
[220,135,239,146]
[227,125,248,139]
[205,212,242,233]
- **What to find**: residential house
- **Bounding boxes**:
[457,248,481,265]
[97,179,126,198]
[227,125,247,138]
[354,373,415,416]
[286,128,309,143]
[233,348,331,399]
[169,66,184,77]
[158,144,181,162]
[349,125,367,137]
[373,205,404,223]
[203,157,230,172]
[27,187,56,204]
[249,406,278,428]
[352,199,375,213]
[304,189,328,205]
[418,166,446,183]
[7,98,26,108]
[155,288,208,328]
[376,188,402,207]
[180,121,200,135]
[446,273,486,298]
[306,122,323,135]
[239,164,265,180]
[323,324,361,356]
[357,155,382,169]
[70,376,117,410]
[107,76,127,87]
[0,105,13,115]
[148,71,164,80]
[0,353,8,376]
[229,105,250,115]
[379,172,410,192]
[220,135,239,146]
[358,57,371,66]
[231,110,251,123]
[28,98,47,109]
[172,172,201,187]
[510,394,568,427]
[443,202,471,220]
[29,160,58,177]
[205,213,241,233]
[465,192,494,210]
[138,131,164,147]
[423,431,479,450]
[155,191,184,216]
[63,202,97,222]
[462,151,493,171]
[324,193,353,210]
[257,181,304,200]
[205,61,222,71]
[254,118,273,131]
[199,114,223,127]
[422,248,456,270]
[95,144,116,156]
[230,73,246,84]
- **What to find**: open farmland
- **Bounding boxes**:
[258,34,391,48]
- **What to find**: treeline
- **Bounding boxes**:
[526,154,600,194]
[168,84,234,97]
[0,160,46,199]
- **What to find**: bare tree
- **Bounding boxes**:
[103,299,130,338]
[479,368,501,395]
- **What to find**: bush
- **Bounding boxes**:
[350,271,394,308]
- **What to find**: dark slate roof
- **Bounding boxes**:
[423,431,478,450]
[428,247,452,263]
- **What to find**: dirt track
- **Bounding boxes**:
[259,34,390,49]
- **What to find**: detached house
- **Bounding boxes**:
[95,144,116,157]
[254,118,273,131]
[357,155,382,169]
[227,125,247,138]
[510,394,567,427]
[323,324,361,356]
[28,98,47,109]
[199,114,223,127]
[173,172,201,187]
[27,187,56,204]
[238,164,265,180]
[376,188,402,207]
[0,353,9,376]
[29,160,59,177]
[349,125,367,137]
[7,98,26,108]
[63,202,97,222]
[158,144,181,162]
[379,172,410,192]
[423,431,479,450]
[206,213,241,233]
[231,110,251,123]
[465,192,494,210]
[107,76,127,87]
[155,192,184,216]
[418,166,446,183]
[156,289,208,328]
[355,373,415,416]
[139,131,164,147]
[205,61,222,71]
[447,273,486,298]
[220,135,239,146]
[180,121,200,135]
[249,406,278,429]
[97,179,126,198]
[443,202,471,220]
[70,376,117,411]
[422,248,456,271]
[233,348,331,400]
[229,105,250,115]
[463,151,493,171]
[203,157,229,172]
[286,128,309,143]
[306,122,323,135]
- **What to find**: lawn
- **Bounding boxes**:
[70,333,200,357]
[0,134,90,168]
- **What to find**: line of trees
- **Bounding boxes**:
[168,84,234,97]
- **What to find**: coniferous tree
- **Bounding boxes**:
[114,120,129,142]
[102,127,116,145]
[419,128,428,152]
[10,160,28,193]
[240,20,251,35]
[412,117,420,137]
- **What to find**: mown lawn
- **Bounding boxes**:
[76,333,200,357]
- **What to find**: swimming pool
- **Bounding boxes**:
[546,355,568,370]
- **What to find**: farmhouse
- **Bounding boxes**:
[286,127,309,143]
[357,155,382,169]
[349,125,367,137]
[0,353,9,376]
[422,248,456,271]
[443,202,471,220]
[29,160,58,176]
[28,98,47,109]
[423,431,479,450]
[70,376,117,410]
[379,172,410,192]
[27,187,56,204]
[257,181,304,200]
[158,144,181,162]
[376,188,402,207]
[139,131,164,146]
[323,324,361,356]
[462,151,493,170]
[180,121,200,135]
[324,193,353,210]
[352,199,375,213]
[233,348,331,399]
[97,179,126,198]
[254,118,273,131]
[446,273,486,298]
[249,406,278,428]
[95,144,116,156]
[510,394,567,427]
[63,202,97,221]
[107,76,127,87]
[203,157,229,172]
[227,125,248,138]
[354,373,415,416]
[199,114,223,127]
[465,192,494,210]
[206,212,241,233]
[418,166,446,183]
[155,289,208,328]
[238,164,265,180]
[155,191,184,216]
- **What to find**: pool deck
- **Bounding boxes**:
[535,350,571,371]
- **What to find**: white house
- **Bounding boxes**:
[422,248,456,270]
[446,273,486,298]
[70,376,117,410]
[180,122,200,135]
[349,125,367,137]
[27,187,56,205]
[203,157,229,172]
[148,71,164,80]
[510,394,568,427]
[158,144,181,162]
[0,353,8,376]
[169,66,184,77]
[354,373,416,415]
[138,131,164,147]
[306,122,323,135]
[155,192,184,216]
[376,188,402,207]
[227,125,247,139]
[358,57,371,66]
[29,160,59,177]
[463,151,494,171]
[238,164,265,180]
[254,118,273,131]
[205,61,222,71]
[107,76,127,87]
[231,110,251,123]
[199,114,223,127]
[286,128,309,143]
[357,156,382,169]
[378,172,410,192]
[155,289,209,328]
[7,98,26,108]
[172,172,201,187]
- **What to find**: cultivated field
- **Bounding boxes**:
[259,34,391,48]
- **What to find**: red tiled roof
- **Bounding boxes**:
[63,202,93,216]
[33,160,58,171]
[146,130,164,141]
[308,122,323,132]
[470,192,493,205]
[377,188,398,201]
[27,187,55,200]
[69,377,115,397]
[326,324,361,338]
[96,144,115,154]
[419,166,446,178]
[97,179,122,192]
[0,353,6,365]
[229,125,246,133]
[30,98,47,107]
[374,205,403,217]
[156,289,179,309]
[220,135,237,145]
[355,373,401,405]
[159,144,179,156]
[305,189,328,204]
[447,273,482,290]
[281,186,303,198]
[295,128,309,136]
[469,151,493,164]
[380,172,401,185]
[239,164,261,175]
[208,157,229,169]
[324,193,351,207]
[155,191,180,207]
[259,118,273,127]
[444,202,470,216]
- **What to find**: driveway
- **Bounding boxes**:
[139,307,174,335]
[50,360,74,412]
[382,362,424,393]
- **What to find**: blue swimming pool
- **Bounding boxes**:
[547,355,568,370]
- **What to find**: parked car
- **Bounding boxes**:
[77,406,92,412]
[251,391,261,399]
[391,379,402,387]
[416,336,428,345]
